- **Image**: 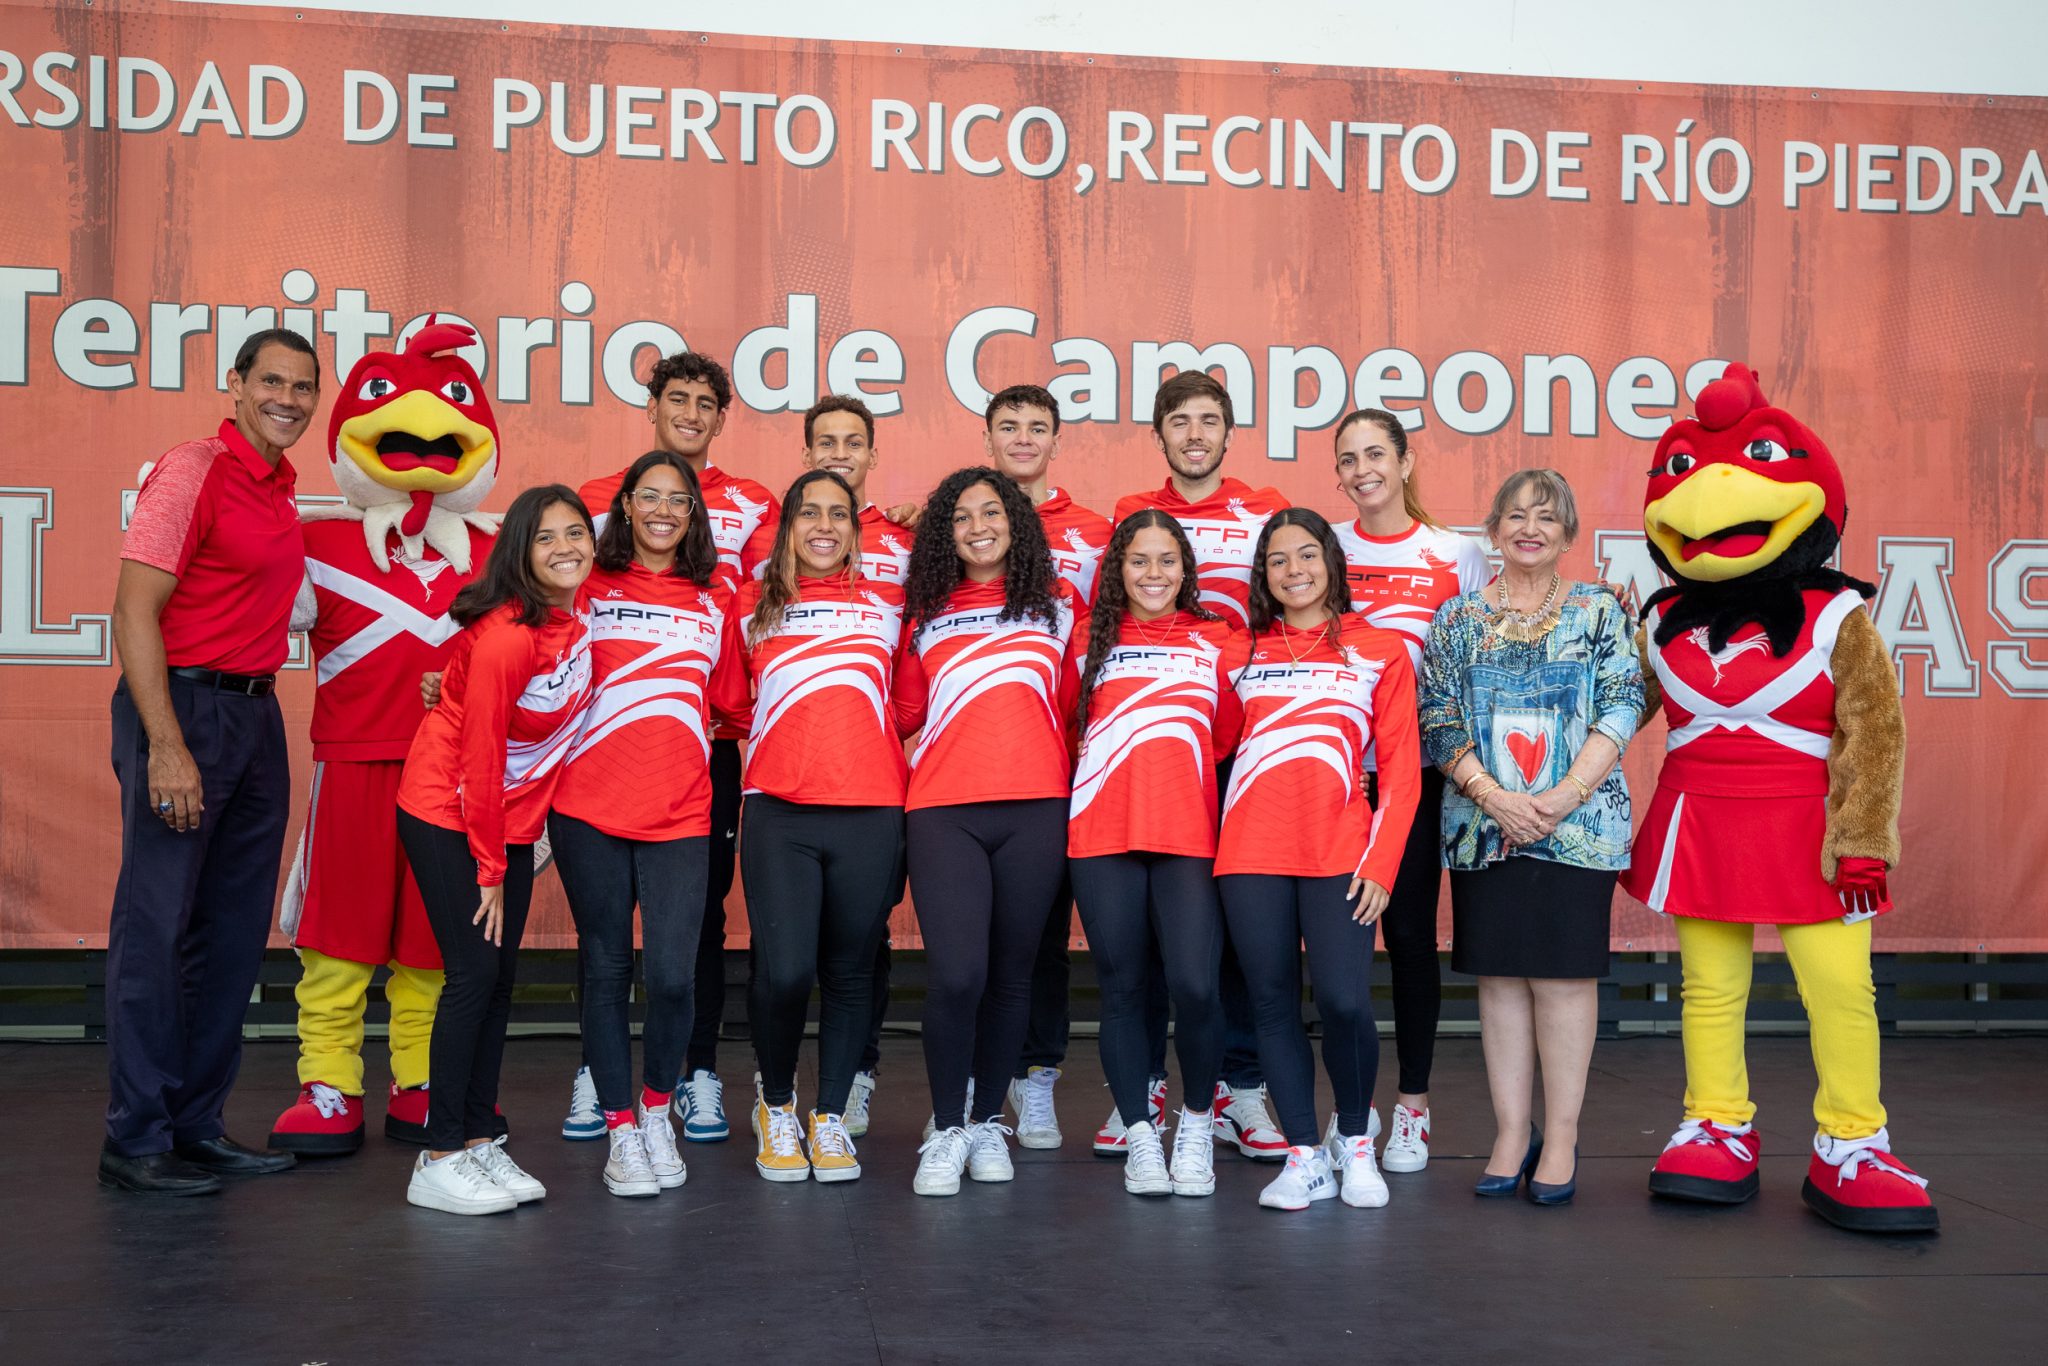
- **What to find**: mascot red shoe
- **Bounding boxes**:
[1622,363,1936,1233]
[268,319,499,1154]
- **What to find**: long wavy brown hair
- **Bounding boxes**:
[747,468,860,650]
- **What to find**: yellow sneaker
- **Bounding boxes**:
[808,1111,861,1183]
[755,1098,809,1182]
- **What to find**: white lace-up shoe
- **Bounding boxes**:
[1170,1107,1217,1197]
[407,1149,517,1216]
[922,1078,974,1143]
[845,1071,877,1139]
[1007,1066,1062,1149]
[1258,1145,1338,1210]
[1382,1103,1430,1173]
[967,1119,1016,1183]
[603,1125,660,1198]
[636,1099,687,1188]
[561,1065,604,1141]
[1214,1082,1289,1161]
[1325,1129,1390,1208]
[913,1126,972,1196]
[1122,1119,1172,1196]
[470,1137,546,1202]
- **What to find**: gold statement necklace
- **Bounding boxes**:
[1490,572,1563,643]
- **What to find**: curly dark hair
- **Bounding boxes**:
[1074,509,1215,733]
[646,351,733,411]
[1246,506,1353,652]
[594,451,717,585]
[903,467,1060,638]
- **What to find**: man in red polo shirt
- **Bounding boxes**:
[99,329,317,1195]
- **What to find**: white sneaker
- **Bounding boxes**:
[846,1071,878,1139]
[1383,1103,1430,1173]
[1170,1107,1217,1197]
[1214,1082,1289,1161]
[1122,1119,1172,1196]
[1258,1145,1338,1210]
[1007,1066,1062,1149]
[470,1137,546,1202]
[602,1125,660,1198]
[562,1065,604,1141]
[1322,1108,1383,1150]
[406,1149,516,1216]
[1325,1129,1390,1208]
[913,1126,972,1197]
[922,1077,974,1143]
[967,1119,1015,1183]
[636,1100,688,1188]
[1094,1077,1167,1155]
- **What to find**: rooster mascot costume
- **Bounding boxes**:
[1622,363,1936,1233]
[267,319,500,1154]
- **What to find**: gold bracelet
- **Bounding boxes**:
[1565,772,1593,801]
[1467,778,1501,803]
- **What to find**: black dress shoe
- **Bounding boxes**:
[173,1135,298,1175]
[98,1145,223,1196]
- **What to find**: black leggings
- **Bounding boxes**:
[548,813,707,1113]
[742,796,904,1115]
[1071,853,1224,1124]
[687,738,743,1075]
[1218,872,1380,1147]
[907,798,1068,1130]
[1373,767,1447,1095]
[398,810,535,1151]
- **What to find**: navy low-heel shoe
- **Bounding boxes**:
[1475,1130,1543,1197]
[1526,1147,1579,1206]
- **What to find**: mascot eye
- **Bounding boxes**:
[441,379,473,405]
[1655,451,1696,477]
[1745,438,1790,463]
[358,376,394,401]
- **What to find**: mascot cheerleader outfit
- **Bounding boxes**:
[1623,364,1936,1233]
[268,321,501,1153]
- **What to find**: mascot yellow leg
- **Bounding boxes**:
[384,961,444,1092]
[267,949,374,1154]
[1674,918,1758,1129]
[1778,918,1884,1140]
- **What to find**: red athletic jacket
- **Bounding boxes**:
[1035,488,1113,603]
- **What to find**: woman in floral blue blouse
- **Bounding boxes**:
[1419,469,1642,1206]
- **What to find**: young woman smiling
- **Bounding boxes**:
[1328,409,1491,1172]
[729,469,912,1185]
[1214,508,1421,1213]
[396,485,596,1216]
[896,468,1087,1197]
[547,452,743,1200]
[1067,510,1242,1198]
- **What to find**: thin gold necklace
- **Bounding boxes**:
[1490,572,1562,643]
[1282,617,1323,667]
[1130,609,1176,646]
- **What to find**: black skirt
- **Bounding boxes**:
[1449,856,1615,979]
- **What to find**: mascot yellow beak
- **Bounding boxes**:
[1644,463,1826,583]
[335,390,497,494]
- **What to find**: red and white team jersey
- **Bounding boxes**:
[732,574,910,806]
[1068,613,1244,860]
[895,579,1087,811]
[1215,615,1420,883]
[580,462,779,582]
[300,520,493,761]
[1113,478,1289,627]
[857,505,916,586]
[1624,588,1866,925]
[397,596,594,887]
[552,563,744,841]
[1036,488,1113,603]
[1334,519,1491,673]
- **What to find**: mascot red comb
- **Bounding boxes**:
[1622,363,1936,1233]
[268,319,500,1154]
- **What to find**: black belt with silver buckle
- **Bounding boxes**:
[168,666,278,697]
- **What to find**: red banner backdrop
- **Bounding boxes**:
[3,1,2044,951]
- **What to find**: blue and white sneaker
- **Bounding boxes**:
[562,1065,604,1141]
[676,1068,730,1143]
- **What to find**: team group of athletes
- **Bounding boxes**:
[379,347,1608,1218]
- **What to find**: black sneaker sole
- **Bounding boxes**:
[1801,1177,1940,1233]
[1648,1169,1760,1204]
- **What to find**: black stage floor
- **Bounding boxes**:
[1,1034,2042,1364]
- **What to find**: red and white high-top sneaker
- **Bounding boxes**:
[1093,1078,1168,1156]
[1802,1129,1938,1233]
[268,1082,365,1156]
[1648,1118,1761,1204]
[1214,1081,1289,1162]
